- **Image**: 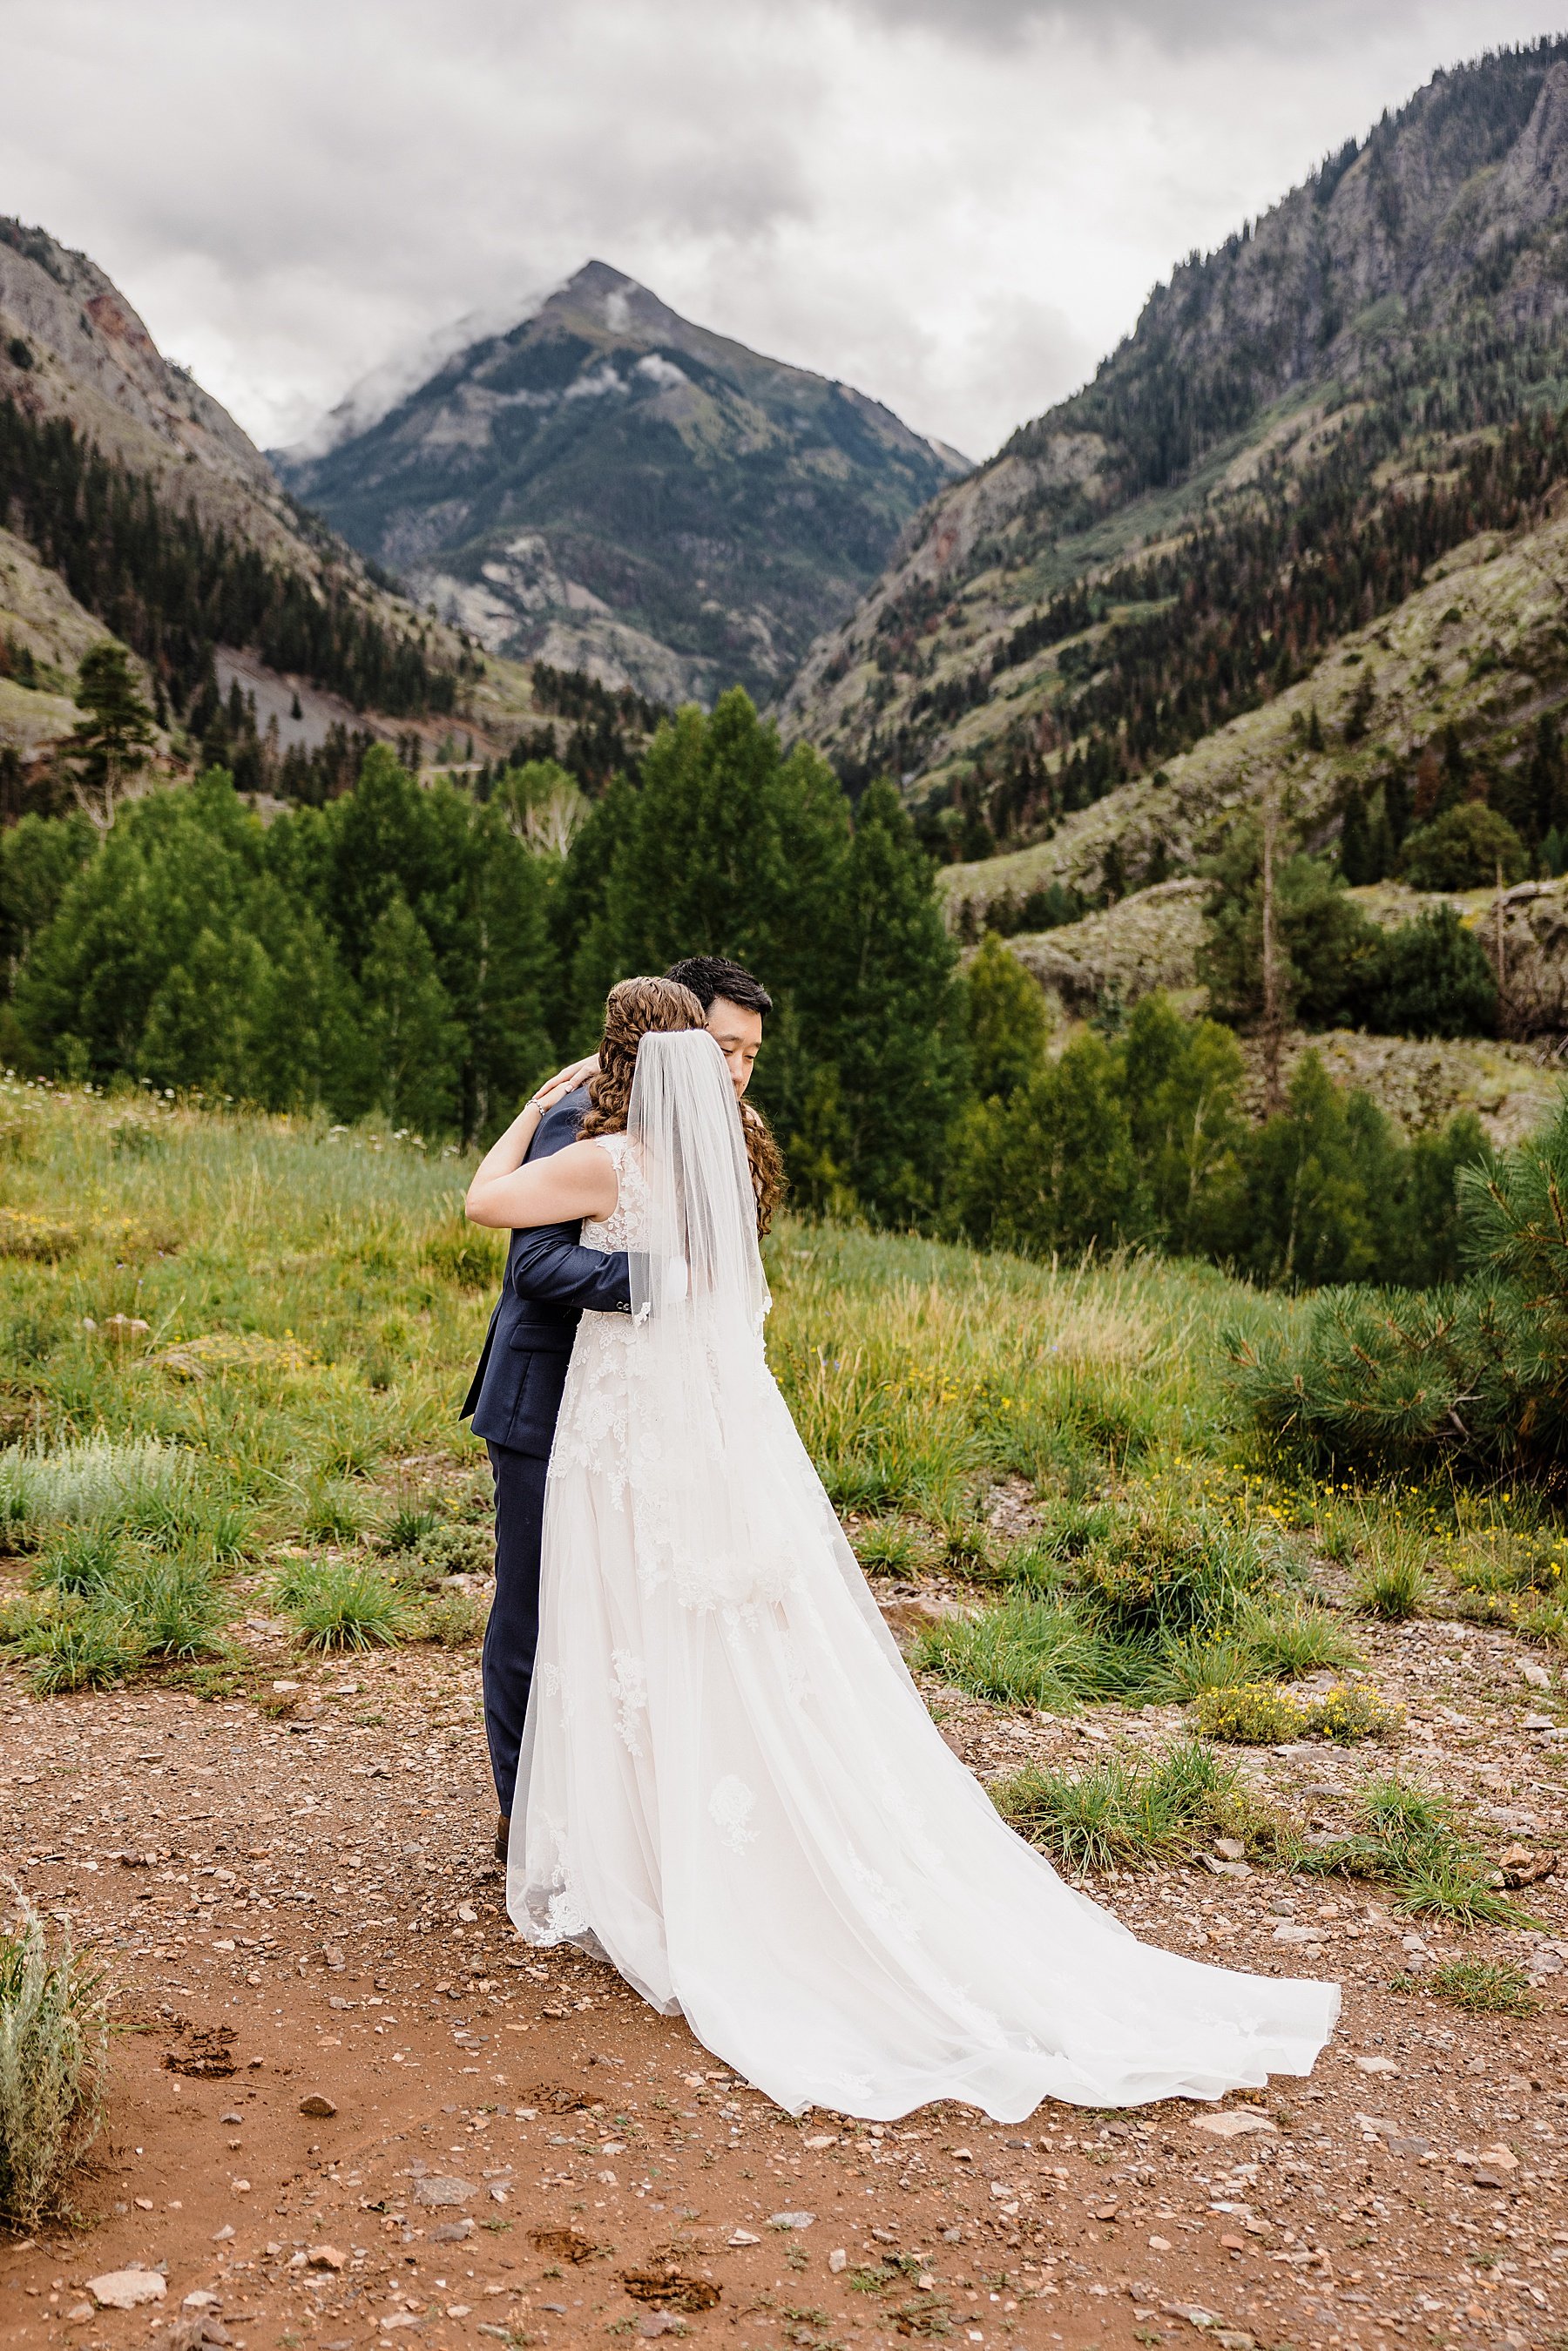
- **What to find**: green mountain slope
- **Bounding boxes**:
[0,218,543,787]
[781,39,1568,880]
[273,260,970,707]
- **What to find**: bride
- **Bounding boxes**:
[465,976,1338,2121]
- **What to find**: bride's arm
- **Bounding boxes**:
[466,1136,618,1231]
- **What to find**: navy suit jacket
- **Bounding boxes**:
[460,1087,632,1456]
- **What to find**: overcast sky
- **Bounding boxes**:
[5,0,1566,463]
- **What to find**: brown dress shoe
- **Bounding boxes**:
[495,1814,510,1863]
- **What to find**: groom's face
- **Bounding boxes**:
[707,996,763,1098]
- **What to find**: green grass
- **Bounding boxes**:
[5,1592,146,1692]
[990,1740,1251,1872]
[1352,1524,1432,1622]
[1425,1958,1538,2015]
[912,1592,1130,1711]
[1300,1777,1528,1924]
[275,1557,412,1652]
[0,1080,1554,1763]
[0,1898,106,2227]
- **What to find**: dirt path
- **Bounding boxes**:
[3,1618,1565,2351]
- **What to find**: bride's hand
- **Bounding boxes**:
[532,1054,599,1113]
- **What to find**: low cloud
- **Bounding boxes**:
[3,0,1563,462]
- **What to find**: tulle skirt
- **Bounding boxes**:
[507,1315,1339,2119]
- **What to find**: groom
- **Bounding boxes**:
[462,955,773,1858]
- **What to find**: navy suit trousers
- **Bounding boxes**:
[483,1440,551,1817]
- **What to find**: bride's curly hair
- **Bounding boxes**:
[580,975,787,1235]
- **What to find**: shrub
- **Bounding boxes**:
[1399,803,1527,889]
[0,1899,106,2228]
[280,1558,410,1652]
[399,1521,492,1581]
[1193,1678,1401,1745]
[1071,1511,1272,1644]
[992,1740,1243,1872]
[415,1589,488,1647]
[1192,1682,1309,1745]
[1313,1681,1405,1744]
[0,1434,196,1537]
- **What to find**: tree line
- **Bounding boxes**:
[0,686,1503,1288]
[913,404,1568,856]
[950,938,1490,1289]
[0,395,463,723]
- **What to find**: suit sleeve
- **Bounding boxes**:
[504,1087,630,1313]
[507,1223,632,1315]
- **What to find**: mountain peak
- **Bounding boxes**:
[276,267,968,706]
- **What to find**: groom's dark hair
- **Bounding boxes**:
[665,956,773,1017]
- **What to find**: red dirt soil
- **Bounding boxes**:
[3,1626,1565,2351]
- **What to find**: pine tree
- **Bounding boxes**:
[964,932,1049,1102]
[812,780,964,1225]
[1372,905,1497,1038]
[980,1031,1137,1258]
[360,894,463,1137]
[1436,725,1469,816]
[1339,789,1375,884]
[64,644,158,833]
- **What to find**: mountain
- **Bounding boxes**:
[273,260,970,706]
[0,218,539,797]
[781,37,1568,936]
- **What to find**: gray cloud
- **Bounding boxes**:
[840,0,1546,58]
[3,0,1564,463]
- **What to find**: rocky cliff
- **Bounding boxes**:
[781,41,1568,844]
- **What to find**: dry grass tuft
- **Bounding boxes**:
[0,1894,108,2229]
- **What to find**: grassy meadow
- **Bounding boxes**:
[0,1076,1560,1916]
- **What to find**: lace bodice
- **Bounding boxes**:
[579,1132,648,1254]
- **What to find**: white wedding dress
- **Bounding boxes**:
[507,1033,1338,2120]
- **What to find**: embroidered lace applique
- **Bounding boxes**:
[611,1648,649,1756]
[517,1813,587,1944]
[708,1775,758,1853]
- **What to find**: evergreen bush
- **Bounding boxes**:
[1229,1090,1568,1483]
[1399,802,1528,888]
[1369,906,1497,1037]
